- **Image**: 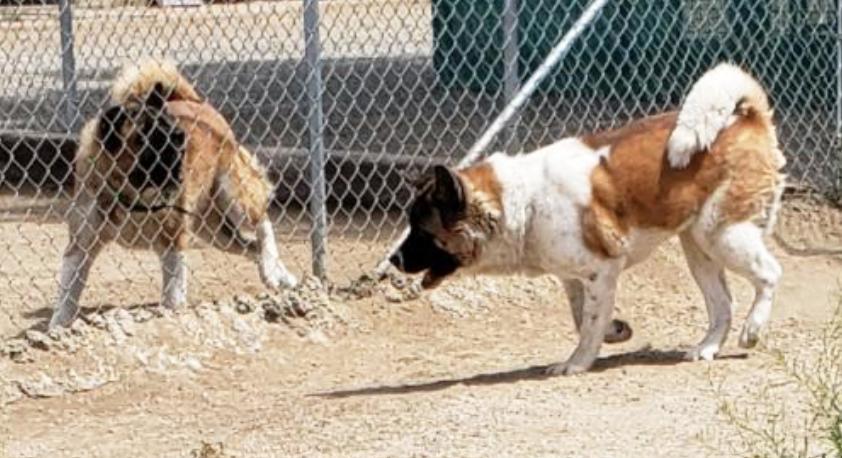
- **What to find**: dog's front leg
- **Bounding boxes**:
[255,217,298,290]
[563,279,632,344]
[679,232,732,361]
[548,263,621,376]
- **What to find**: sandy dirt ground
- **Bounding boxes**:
[0,196,840,458]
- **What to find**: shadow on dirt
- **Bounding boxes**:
[313,348,749,398]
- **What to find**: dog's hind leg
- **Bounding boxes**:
[695,222,781,349]
[49,198,110,329]
[157,246,187,309]
[50,242,103,329]
[548,261,622,376]
[680,232,733,361]
[563,279,632,344]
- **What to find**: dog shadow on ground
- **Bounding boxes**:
[312,347,748,399]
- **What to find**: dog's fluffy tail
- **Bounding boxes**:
[111,58,201,106]
[667,63,772,168]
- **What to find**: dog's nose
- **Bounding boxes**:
[389,252,404,270]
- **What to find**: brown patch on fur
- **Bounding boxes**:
[166,100,271,224]
[718,113,786,223]
[457,163,503,214]
[581,110,783,258]
[582,199,628,258]
[581,112,679,150]
[455,163,505,254]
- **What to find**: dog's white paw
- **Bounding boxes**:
[738,325,760,349]
[544,361,591,377]
[160,295,186,310]
[685,343,720,362]
[280,272,299,289]
[262,263,298,290]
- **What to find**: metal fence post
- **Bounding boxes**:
[835,0,842,193]
[57,0,79,133]
[457,0,610,168]
[303,0,328,279]
[501,0,521,154]
[837,0,842,141]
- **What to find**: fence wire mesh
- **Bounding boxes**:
[1,0,841,326]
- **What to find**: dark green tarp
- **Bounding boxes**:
[431,0,836,109]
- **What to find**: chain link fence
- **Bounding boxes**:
[1,0,841,325]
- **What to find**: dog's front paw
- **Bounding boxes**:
[544,361,591,377]
[604,319,633,344]
[685,343,720,362]
[738,325,760,349]
[261,263,298,290]
[265,274,298,290]
[279,272,299,289]
[160,297,186,310]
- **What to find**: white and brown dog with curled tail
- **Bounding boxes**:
[391,63,786,375]
[49,59,298,329]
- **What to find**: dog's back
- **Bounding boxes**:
[579,64,785,258]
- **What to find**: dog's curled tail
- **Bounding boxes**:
[111,58,201,106]
[667,63,772,168]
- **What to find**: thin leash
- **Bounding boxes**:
[114,189,200,218]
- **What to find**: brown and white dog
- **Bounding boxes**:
[49,59,298,329]
[390,63,786,375]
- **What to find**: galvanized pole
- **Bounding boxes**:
[837,0,842,140]
[57,0,79,133]
[459,0,610,168]
[837,0,842,192]
[303,0,328,279]
[501,0,521,154]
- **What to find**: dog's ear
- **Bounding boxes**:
[98,105,128,154]
[431,165,465,222]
